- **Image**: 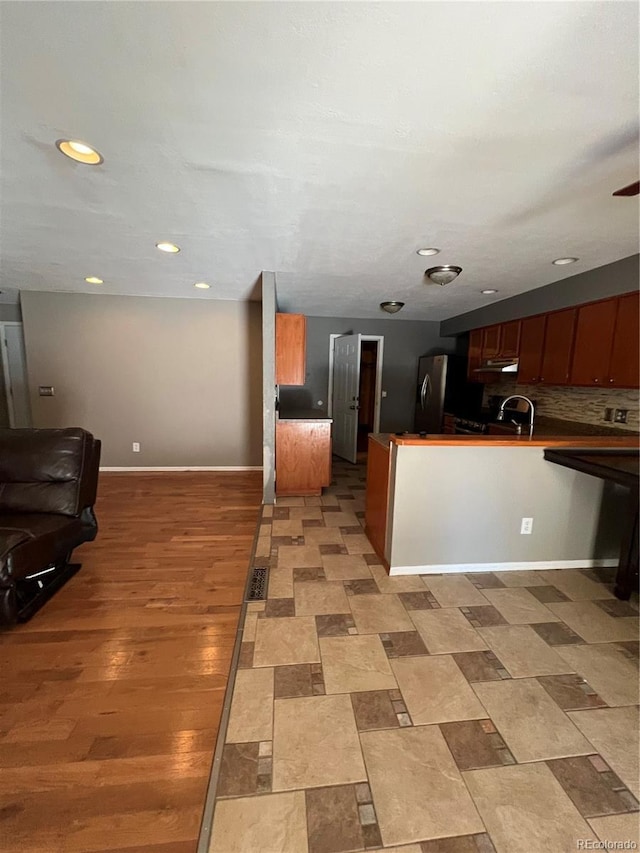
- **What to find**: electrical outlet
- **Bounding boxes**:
[614,409,628,424]
[382,390,387,398]
[520,517,533,535]
[604,408,613,422]
[132,442,140,452]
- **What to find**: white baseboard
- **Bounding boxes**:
[100,466,263,472]
[390,558,618,576]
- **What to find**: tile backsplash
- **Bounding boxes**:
[483,381,639,432]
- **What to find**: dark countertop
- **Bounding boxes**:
[544,448,639,488]
[477,410,639,437]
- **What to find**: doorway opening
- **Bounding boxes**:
[0,322,32,428]
[357,341,379,451]
[328,334,384,463]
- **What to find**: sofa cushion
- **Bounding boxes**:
[0,428,93,517]
[0,514,84,581]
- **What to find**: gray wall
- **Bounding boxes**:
[262,272,276,503]
[388,444,623,571]
[0,339,9,427]
[441,254,640,336]
[20,291,262,468]
[279,316,463,432]
[0,303,21,322]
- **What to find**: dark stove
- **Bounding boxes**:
[453,416,488,435]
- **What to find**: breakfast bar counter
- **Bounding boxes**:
[365,432,639,579]
[544,448,639,600]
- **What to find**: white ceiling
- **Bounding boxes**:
[1,2,638,321]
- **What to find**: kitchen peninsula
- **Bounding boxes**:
[365,432,639,585]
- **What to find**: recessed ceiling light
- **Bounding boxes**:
[416,248,440,256]
[481,289,498,294]
[194,282,210,289]
[156,241,181,253]
[56,139,103,165]
[85,276,103,285]
[552,257,579,265]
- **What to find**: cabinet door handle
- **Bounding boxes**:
[593,378,599,383]
[608,378,614,384]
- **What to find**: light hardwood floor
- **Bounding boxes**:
[0,471,262,853]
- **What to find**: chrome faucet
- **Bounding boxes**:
[496,395,535,438]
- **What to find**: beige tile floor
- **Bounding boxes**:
[209,459,640,853]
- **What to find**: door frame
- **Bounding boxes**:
[327,334,384,433]
[0,321,24,428]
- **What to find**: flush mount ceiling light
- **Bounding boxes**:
[55,139,103,165]
[552,257,579,265]
[425,265,462,286]
[416,248,440,256]
[156,241,181,253]
[481,289,498,294]
[380,301,404,314]
[85,276,103,284]
[194,282,210,289]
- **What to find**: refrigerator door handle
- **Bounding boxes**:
[420,375,428,410]
[424,374,432,408]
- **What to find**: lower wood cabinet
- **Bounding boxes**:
[276,420,331,497]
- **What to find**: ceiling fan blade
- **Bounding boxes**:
[612,181,639,196]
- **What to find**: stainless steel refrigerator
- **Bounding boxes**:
[414,354,483,433]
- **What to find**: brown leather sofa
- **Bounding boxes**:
[0,428,101,626]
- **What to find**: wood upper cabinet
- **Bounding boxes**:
[539,308,577,385]
[518,315,546,384]
[499,321,521,357]
[467,329,484,381]
[607,292,640,388]
[569,299,618,386]
[482,325,501,358]
[464,290,638,389]
[275,313,306,386]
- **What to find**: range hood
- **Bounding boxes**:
[473,358,519,374]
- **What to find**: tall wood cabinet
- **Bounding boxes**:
[608,292,640,388]
[518,315,546,384]
[275,313,306,385]
[539,308,576,385]
[570,300,618,386]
